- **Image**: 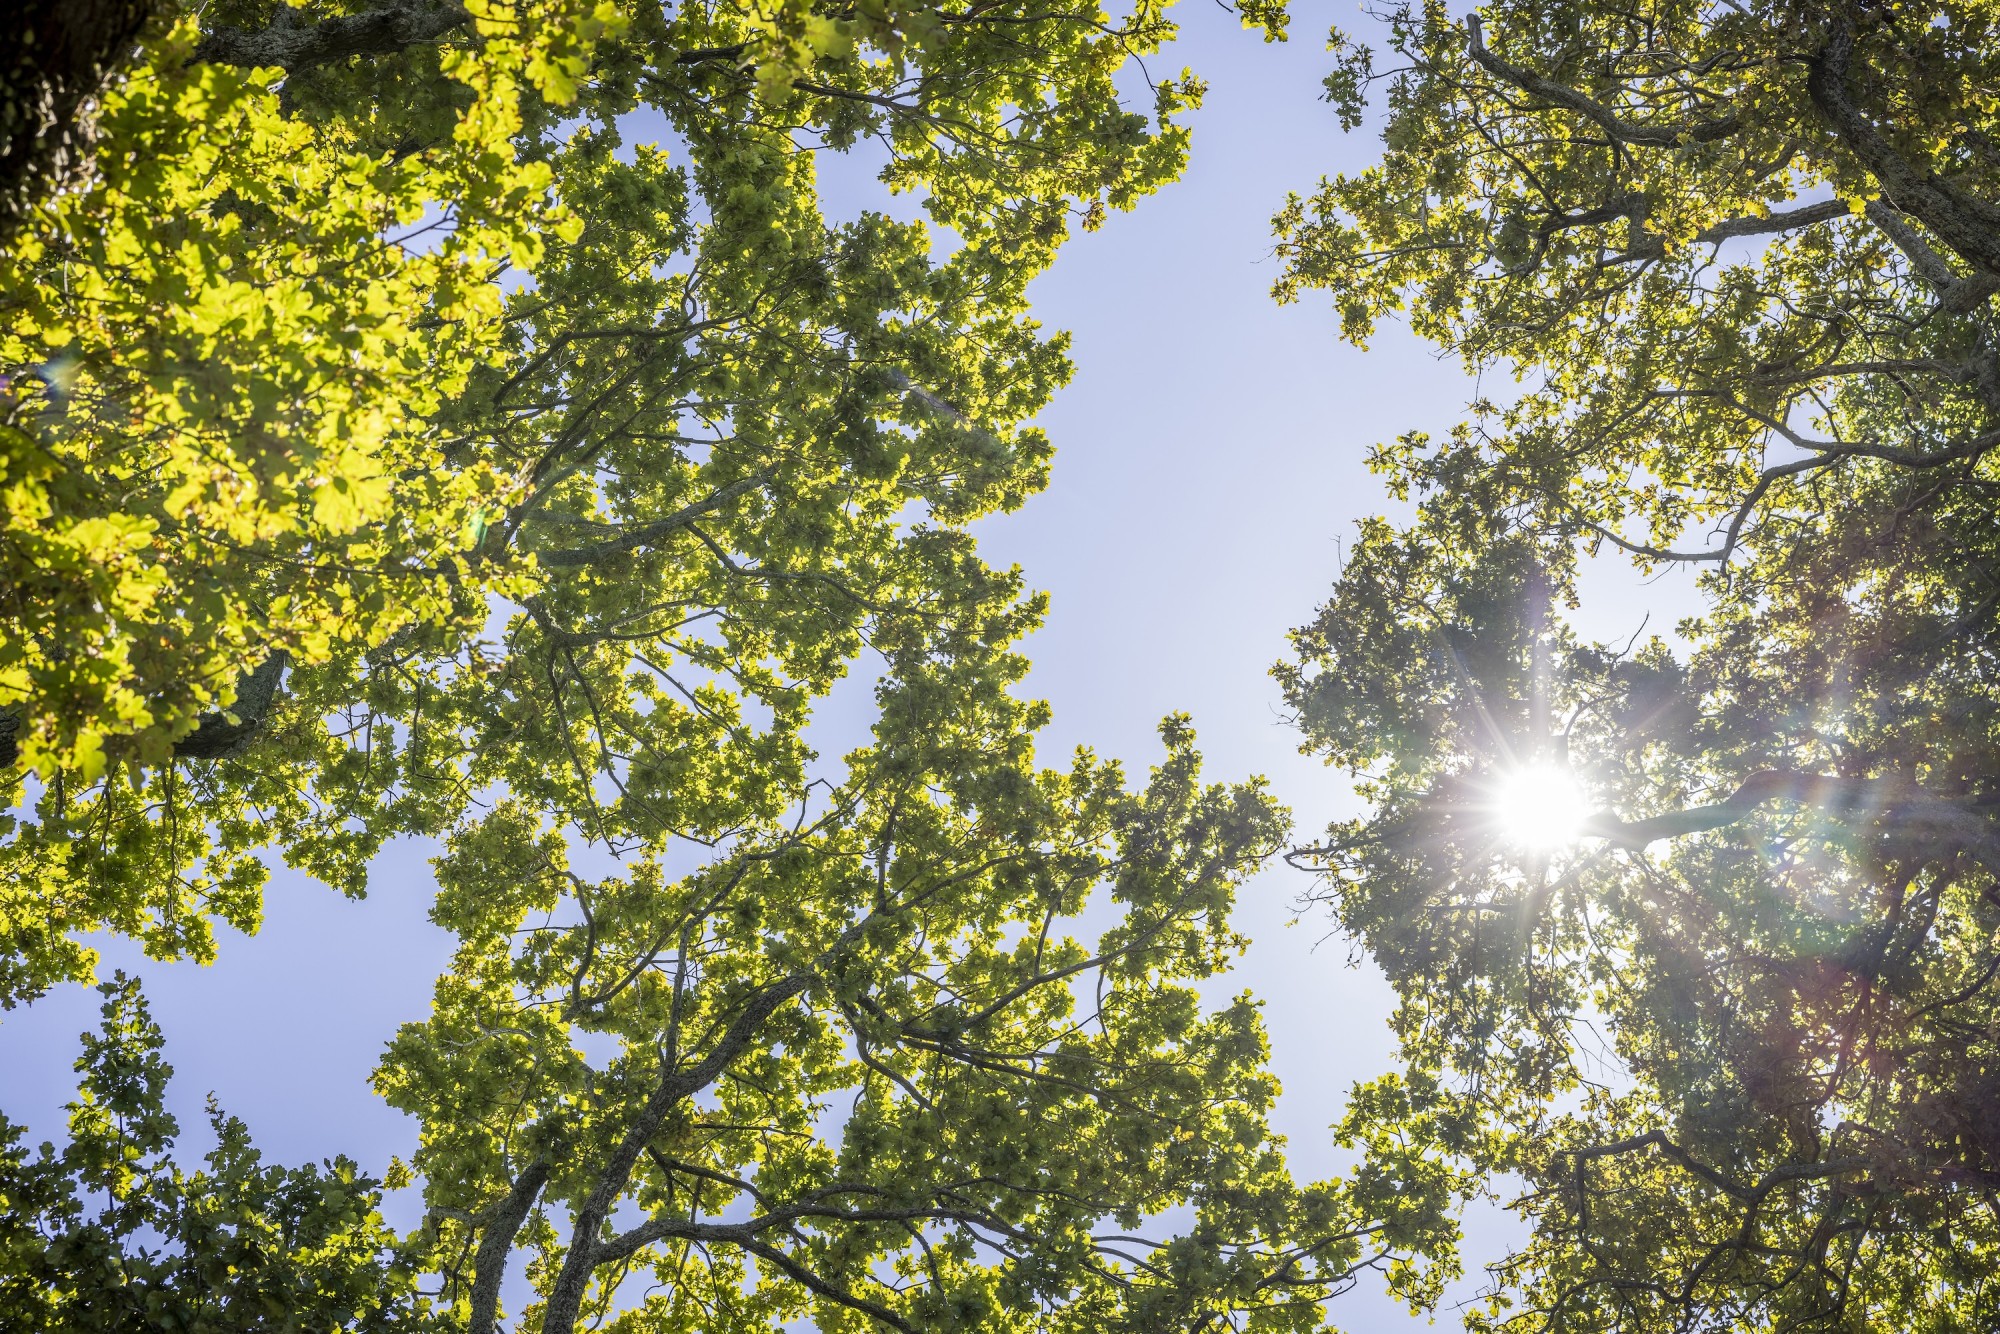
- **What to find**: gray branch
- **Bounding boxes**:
[193,0,470,73]
[1,0,154,236]
[739,1235,916,1334]
[1614,199,1851,264]
[1585,769,2000,871]
[469,1159,551,1334]
[174,650,291,761]
[539,972,814,1333]
[1863,201,2000,313]
[0,650,290,770]
[532,474,770,569]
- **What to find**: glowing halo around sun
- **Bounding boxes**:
[1489,763,1592,852]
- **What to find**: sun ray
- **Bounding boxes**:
[1489,764,1590,852]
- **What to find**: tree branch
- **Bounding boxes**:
[1863,201,2000,313]
[175,650,291,760]
[739,1235,916,1333]
[1585,769,2000,871]
[1582,421,2000,566]
[1576,1129,1869,1207]
[1693,199,1851,243]
[532,474,770,569]
[1612,199,1852,265]
[1807,18,2000,280]
[1464,15,1741,150]
[539,972,813,1332]
[468,1159,550,1334]
[1,0,154,236]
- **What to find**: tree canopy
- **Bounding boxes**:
[0,0,1235,991]
[0,3,1467,1332]
[1277,1,2000,1328]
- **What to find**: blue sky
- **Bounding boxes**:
[0,7,1707,1328]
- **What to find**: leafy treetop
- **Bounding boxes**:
[1276,1,2000,1328]
[0,0,1210,999]
[1,3,1470,1331]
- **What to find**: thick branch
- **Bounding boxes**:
[739,1235,916,1333]
[175,650,290,760]
[1,0,153,236]
[1614,199,1852,265]
[532,474,769,569]
[1585,769,2000,870]
[1807,20,2000,280]
[540,972,813,1333]
[469,1159,550,1334]
[1863,201,2000,313]
[1585,770,1889,846]
[1584,421,2000,566]
[1464,16,1741,150]
[193,0,469,73]
[1693,199,1851,244]
[0,650,290,770]
[1577,1129,1869,1201]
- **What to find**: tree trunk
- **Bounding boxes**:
[0,0,154,238]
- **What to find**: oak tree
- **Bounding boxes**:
[0,0,1213,993]
[1278,1,2000,1328]
[2,3,1462,1331]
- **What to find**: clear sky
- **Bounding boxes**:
[0,8,1702,1329]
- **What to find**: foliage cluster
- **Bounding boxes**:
[22,0,2000,1329]
[0,975,443,1331]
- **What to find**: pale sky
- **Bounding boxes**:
[0,8,1705,1329]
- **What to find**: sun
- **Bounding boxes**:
[1490,763,1591,852]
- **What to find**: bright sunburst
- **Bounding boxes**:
[1490,763,1591,852]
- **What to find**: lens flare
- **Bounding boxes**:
[1491,763,1591,851]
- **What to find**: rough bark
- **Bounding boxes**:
[539,974,814,1334]
[468,1160,551,1334]
[174,649,292,760]
[1462,14,1742,150]
[1807,18,2000,281]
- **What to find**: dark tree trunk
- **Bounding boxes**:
[0,0,154,238]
